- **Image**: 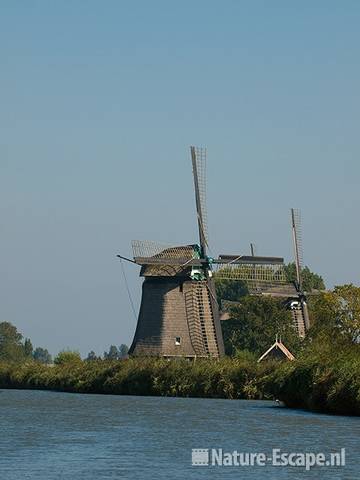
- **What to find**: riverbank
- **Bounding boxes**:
[0,357,271,399]
[0,353,359,416]
[268,347,360,416]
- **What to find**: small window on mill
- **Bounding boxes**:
[175,337,181,346]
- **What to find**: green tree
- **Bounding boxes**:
[221,296,300,356]
[215,279,248,305]
[24,338,33,357]
[104,345,119,360]
[0,321,25,362]
[119,344,129,358]
[309,284,360,343]
[308,291,339,335]
[54,350,81,365]
[284,263,325,291]
[334,284,360,342]
[86,350,99,361]
[33,347,52,364]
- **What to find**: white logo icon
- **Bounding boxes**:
[192,449,209,466]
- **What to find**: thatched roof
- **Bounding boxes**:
[140,245,197,277]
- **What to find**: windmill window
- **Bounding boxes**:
[175,337,181,346]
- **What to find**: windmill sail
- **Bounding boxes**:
[132,240,196,262]
[290,208,309,336]
[213,255,287,292]
[190,146,208,255]
[190,147,224,355]
[291,208,303,290]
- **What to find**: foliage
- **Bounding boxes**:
[215,279,248,305]
[266,339,360,415]
[103,344,129,360]
[54,350,82,365]
[104,345,120,360]
[0,322,25,362]
[0,322,52,364]
[0,356,273,400]
[119,344,129,358]
[216,264,324,358]
[33,347,52,364]
[221,296,301,356]
[1,346,358,415]
[24,338,33,357]
[333,284,360,342]
[86,351,99,361]
[284,263,325,291]
[233,349,258,363]
[308,284,360,343]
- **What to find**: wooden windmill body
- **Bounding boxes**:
[131,263,223,357]
[118,147,287,358]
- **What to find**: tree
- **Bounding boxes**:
[308,291,339,334]
[119,344,129,359]
[309,284,360,343]
[221,296,301,356]
[24,338,33,357]
[86,350,99,361]
[334,284,360,343]
[0,321,25,362]
[54,350,81,365]
[215,279,248,305]
[33,347,52,364]
[284,263,325,291]
[104,345,119,360]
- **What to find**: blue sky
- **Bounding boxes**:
[1,1,359,356]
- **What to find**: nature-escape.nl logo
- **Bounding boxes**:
[191,448,346,471]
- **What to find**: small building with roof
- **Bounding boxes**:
[257,337,295,363]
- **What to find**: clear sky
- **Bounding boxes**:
[1,1,359,357]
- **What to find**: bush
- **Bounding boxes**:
[0,348,359,416]
[54,350,81,365]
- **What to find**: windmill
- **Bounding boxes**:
[249,209,313,338]
[117,147,287,358]
[289,208,310,337]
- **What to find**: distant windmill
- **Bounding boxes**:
[250,209,313,338]
[118,147,287,358]
[290,208,310,337]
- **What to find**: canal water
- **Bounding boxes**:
[0,389,359,479]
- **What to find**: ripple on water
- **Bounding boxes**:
[0,390,359,480]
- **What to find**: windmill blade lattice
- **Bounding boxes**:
[291,208,304,290]
[132,240,197,261]
[191,146,208,249]
[132,240,171,259]
[213,261,287,292]
[292,208,303,268]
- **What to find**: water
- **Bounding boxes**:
[0,390,359,479]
